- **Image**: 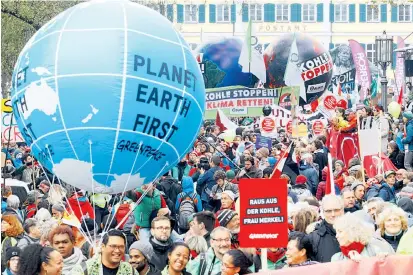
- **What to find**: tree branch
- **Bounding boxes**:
[1,7,42,30]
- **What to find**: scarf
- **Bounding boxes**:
[62,248,86,275]
[340,242,365,258]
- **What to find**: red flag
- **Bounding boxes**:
[215,111,227,132]
[398,86,404,105]
[364,153,397,178]
[310,99,319,112]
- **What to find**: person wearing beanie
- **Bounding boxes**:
[226,170,236,182]
[197,154,224,211]
[129,240,161,275]
[263,167,273,179]
[256,147,270,170]
[210,170,239,212]
[217,210,240,248]
[3,246,21,275]
[291,175,313,201]
[351,181,365,208]
[402,111,413,171]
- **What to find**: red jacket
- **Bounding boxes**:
[67,193,95,221]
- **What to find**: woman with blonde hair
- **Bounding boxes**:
[293,208,318,233]
[377,206,409,251]
[331,213,386,261]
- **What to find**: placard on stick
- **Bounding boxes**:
[239,178,288,248]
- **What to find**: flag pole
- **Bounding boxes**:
[356,113,367,183]
[327,153,335,194]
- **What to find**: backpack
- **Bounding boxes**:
[115,203,131,230]
[177,192,197,231]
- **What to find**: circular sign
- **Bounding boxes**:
[261,117,276,132]
[286,120,293,134]
[312,120,325,135]
[323,95,337,110]
[279,93,292,110]
[336,99,348,109]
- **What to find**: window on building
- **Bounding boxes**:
[276,4,289,22]
[334,4,348,22]
[366,44,376,63]
[302,4,316,22]
[217,4,230,22]
[367,5,379,22]
[250,4,263,21]
[152,4,166,16]
[399,4,412,22]
[184,4,198,23]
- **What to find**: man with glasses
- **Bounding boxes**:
[72,229,135,275]
[149,216,173,271]
[186,226,232,275]
[307,195,344,263]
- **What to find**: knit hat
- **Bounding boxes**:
[351,181,364,191]
[129,240,154,261]
[295,175,307,185]
[226,170,235,180]
[6,247,21,262]
[217,209,238,227]
[222,190,235,201]
[245,141,254,150]
[403,111,413,120]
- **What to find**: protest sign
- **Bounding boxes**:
[312,120,325,135]
[239,178,288,248]
[255,135,272,149]
[1,99,24,143]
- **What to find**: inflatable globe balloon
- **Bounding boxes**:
[264,33,333,106]
[10,0,205,194]
[196,37,258,89]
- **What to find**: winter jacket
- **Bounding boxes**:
[389,148,405,169]
[149,237,173,271]
[186,247,222,275]
[239,166,263,179]
[378,183,396,203]
[175,177,202,213]
[331,243,385,261]
[197,166,223,202]
[397,227,413,255]
[365,184,381,200]
[316,181,340,200]
[62,247,87,275]
[291,185,313,201]
[307,220,341,263]
[397,197,413,227]
[17,233,39,250]
[133,188,162,228]
[382,231,406,252]
[67,194,95,221]
[402,119,413,151]
[298,162,319,195]
[171,162,191,182]
[313,150,328,181]
[71,254,135,275]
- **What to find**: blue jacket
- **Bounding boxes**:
[378,183,396,203]
[175,176,203,212]
[196,166,223,202]
[299,162,319,195]
[402,120,413,151]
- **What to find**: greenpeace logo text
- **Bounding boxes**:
[249,233,279,239]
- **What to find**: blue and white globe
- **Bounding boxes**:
[10,0,205,194]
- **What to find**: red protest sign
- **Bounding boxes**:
[239,178,288,248]
[312,120,325,135]
[286,120,292,134]
[260,117,276,133]
[323,95,337,110]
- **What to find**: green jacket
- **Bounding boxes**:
[133,188,161,228]
[186,247,222,275]
[71,254,135,275]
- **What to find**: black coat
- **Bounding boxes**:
[313,151,328,181]
[382,231,405,252]
[149,237,173,271]
[308,220,341,263]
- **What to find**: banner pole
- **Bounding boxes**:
[260,248,268,271]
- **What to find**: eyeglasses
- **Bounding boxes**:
[324,208,343,214]
[212,238,231,243]
[154,226,171,231]
[107,244,125,251]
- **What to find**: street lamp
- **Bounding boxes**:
[375,31,393,111]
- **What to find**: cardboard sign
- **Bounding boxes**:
[255,135,272,149]
[239,178,288,248]
[312,120,325,135]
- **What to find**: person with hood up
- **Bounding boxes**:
[49,225,86,275]
[17,218,41,249]
[402,111,413,171]
[298,153,319,195]
[397,197,413,227]
[291,175,313,201]
[175,176,202,233]
[67,189,95,221]
[129,240,161,275]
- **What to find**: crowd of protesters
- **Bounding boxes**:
[2,101,413,275]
